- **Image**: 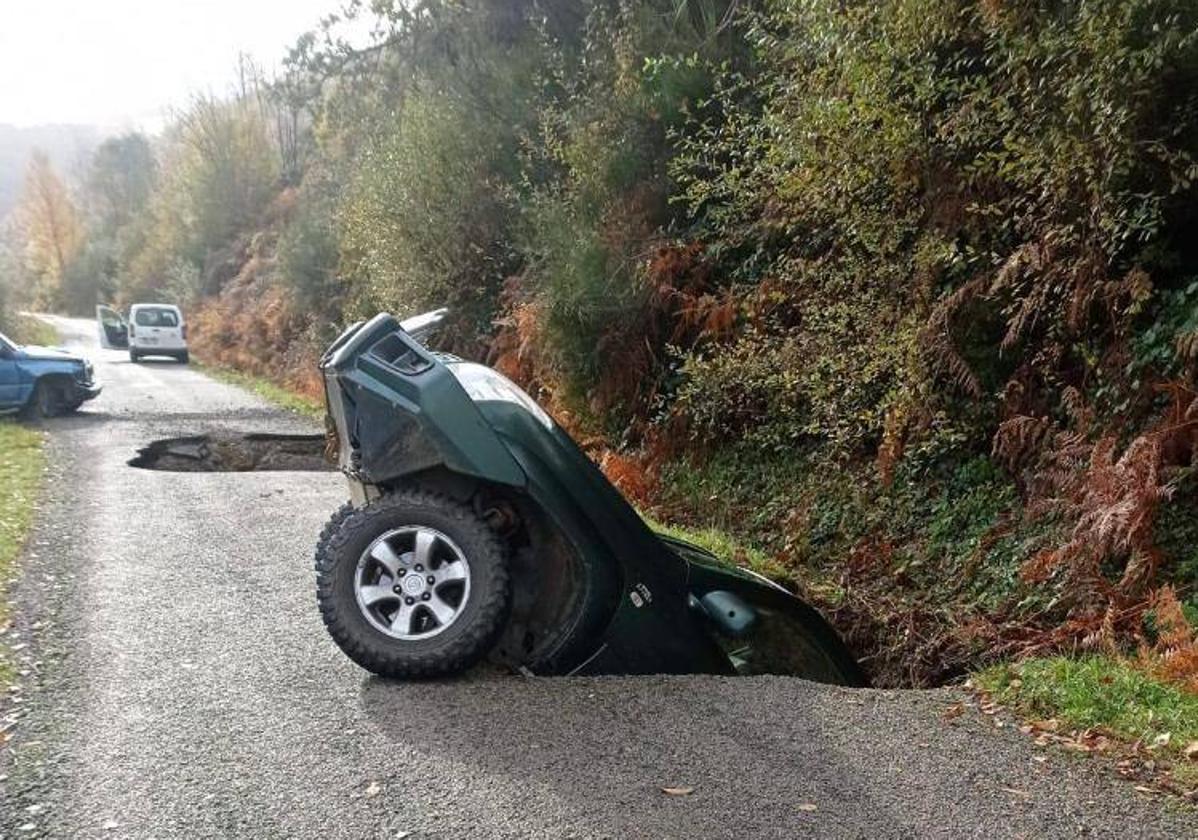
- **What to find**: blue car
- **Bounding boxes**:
[0,330,101,418]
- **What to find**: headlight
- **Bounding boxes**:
[448,363,553,429]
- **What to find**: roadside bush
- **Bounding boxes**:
[277,183,340,315]
[673,330,809,452]
[500,1,745,428]
[670,0,1198,456]
[339,91,523,347]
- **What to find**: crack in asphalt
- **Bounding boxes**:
[2,316,1196,839]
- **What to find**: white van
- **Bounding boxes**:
[114,304,189,363]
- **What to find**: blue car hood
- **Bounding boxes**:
[20,345,81,362]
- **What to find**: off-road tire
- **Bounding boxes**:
[316,489,511,678]
[313,502,355,571]
[177,351,190,364]
[129,350,140,363]
[22,379,63,420]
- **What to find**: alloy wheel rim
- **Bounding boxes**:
[354,526,472,640]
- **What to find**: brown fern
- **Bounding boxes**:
[1142,586,1198,693]
[923,275,986,397]
[1006,385,1198,651]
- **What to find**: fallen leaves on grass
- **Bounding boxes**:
[971,684,1198,802]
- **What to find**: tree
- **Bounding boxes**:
[85,133,157,234]
[173,96,278,261]
[16,151,83,309]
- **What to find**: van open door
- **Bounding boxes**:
[96,304,129,349]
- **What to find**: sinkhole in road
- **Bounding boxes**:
[129,432,335,472]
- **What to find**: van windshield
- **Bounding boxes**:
[134,308,179,327]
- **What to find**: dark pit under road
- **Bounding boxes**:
[129,431,334,472]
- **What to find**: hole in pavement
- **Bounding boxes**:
[129,432,334,472]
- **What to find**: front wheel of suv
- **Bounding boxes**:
[315,489,511,678]
[23,379,63,419]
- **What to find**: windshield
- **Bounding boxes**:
[134,307,180,327]
[0,332,16,352]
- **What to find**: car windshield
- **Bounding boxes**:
[0,332,16,352]
[134,308,179,327]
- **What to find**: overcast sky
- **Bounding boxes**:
[0,1,371,129]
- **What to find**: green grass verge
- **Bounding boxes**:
[0,422,46,685]
[977,656,1198,762]
[5,314,59,346]
[196,363,324,419]
[640,512,791,581]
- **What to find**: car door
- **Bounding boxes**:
[156,308,183,349]
[96,305,129,349]
[0,338,22,411]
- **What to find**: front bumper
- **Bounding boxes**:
[74,381,102,402]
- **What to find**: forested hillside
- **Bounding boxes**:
[5,0,1198,688]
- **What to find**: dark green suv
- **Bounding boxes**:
[314,311,865,685]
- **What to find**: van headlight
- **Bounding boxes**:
[448,363,553,429]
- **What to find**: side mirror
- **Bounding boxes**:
[690,590,757,638]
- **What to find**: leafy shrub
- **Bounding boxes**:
[669,0,1198,457]
[673,330,809,451]
[276,184,340,313]
[1133,279,1198,382]
[339,91,522,345]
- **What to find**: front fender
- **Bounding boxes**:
[486,404,733,676]
[19,359,79,405]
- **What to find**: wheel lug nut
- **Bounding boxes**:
[392,584,402,593]
[414,564,424,572]
[426,576,435,585]
[405,597,415,605]
[421,593,431,601]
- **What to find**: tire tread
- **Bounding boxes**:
[314,489,510,678]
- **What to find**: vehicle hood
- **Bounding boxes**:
[20,345,83,362]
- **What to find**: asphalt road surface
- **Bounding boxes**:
[2,315,1195,839]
